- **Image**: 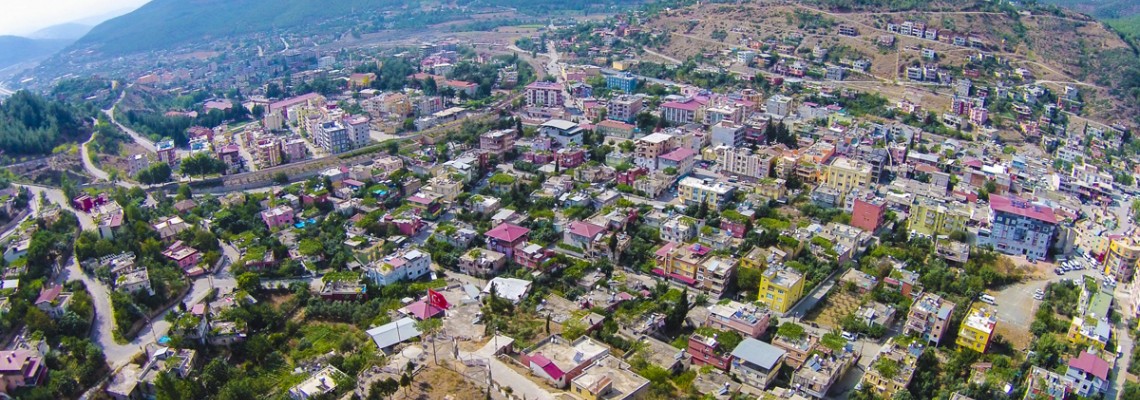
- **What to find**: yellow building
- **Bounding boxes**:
[822,157,873,193]
[755,178,787,201]
[907,198,972,237]
[956,306,997,353]
[1067,316,1110,351]
[1104,235,1140,279]
[758,266,805,313]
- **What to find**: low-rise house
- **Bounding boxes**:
[483,277,532,303]
[731,338,787,391]
[288,366,346,400]
[319,280,368,301]
[485,223,530,258]
[705,301,771,338]
[1024,366,1070,400]
[772,332,818,369]
[153,216,189,241]
[365,248,431,286]
[838,269,878,294]
[688,334,733,371]
[34,285,71,319]
[116,268,154,296]
[162,241,202,272]
[568,355,650,400]
[0,350,47,393]
[458,248,506,277]
[791,345,859,398]
[261,206,296,230]
[521,335,610,388]
[861,339,923,398]
[1065,351,1110,397]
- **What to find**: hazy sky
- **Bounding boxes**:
[0,0,150,36]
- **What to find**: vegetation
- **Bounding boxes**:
[0,91,89,156]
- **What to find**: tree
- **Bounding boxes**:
[136,162,173,185]
[273,172,289,184]
[176,184,193,200]
[399,373,412,397]
[415,318,443,365]
[666,288,690,332]
[180,153,228,177]
[369,378,399,400]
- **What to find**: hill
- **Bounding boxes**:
[1039,0,1140,19]
[0,91,90,156]
[1107,14,1140,42]
[71,0,640,56]
[28,23,93,40]
[0,36,72,69]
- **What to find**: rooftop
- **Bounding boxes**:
[989,194,1056,224]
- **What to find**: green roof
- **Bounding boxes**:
[1087,290,1113,319]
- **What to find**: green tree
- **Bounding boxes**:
[415,318,443,365]
[665,288,690,332]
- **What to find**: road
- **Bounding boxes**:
[104,87,157,154]
[18,184,236,369]
[80,126,112,181]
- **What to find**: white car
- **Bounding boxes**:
[841,331,858,341]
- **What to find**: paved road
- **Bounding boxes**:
[104,87,156,154]
[19,184,236,369]
[80,127,111,181]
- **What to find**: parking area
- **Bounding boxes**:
[988,263,1099,349]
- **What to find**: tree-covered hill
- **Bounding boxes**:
[0,91,90,156]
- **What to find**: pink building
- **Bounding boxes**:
[556,148,586,169]
[261,205,295,229]
[485,223,530,258]
[852,196,887,233]
[282,138,307,162]
[661,99,702,124]
[0,350,46,394]
[162,241,201,270]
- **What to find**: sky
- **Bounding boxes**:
[0,0,150,36]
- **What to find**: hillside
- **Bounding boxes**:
[0,91,90,157]
[1039,0,1140,19]
[0,36,72,69]
[28,23,93,40]
[639,1,1140,125]
[71,0,641,56]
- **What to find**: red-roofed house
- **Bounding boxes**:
[163,241,202,271]
[0,350,47,393]
[403,299,446,320]
[520,335,610,388]
[405,193,443,220]
[34,285,71,319]
[688,334,733,371]
[485,223,530,258]
[661,99,703,124]
[1066,351,1110,397]
[987,194,1058,261]
[564,221,608,250]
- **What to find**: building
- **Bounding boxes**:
[710,121,744,147]
[851,195,887,232]
[366,248,431,286]
[261,206,296,230]
[905,293,956,346]
[823,157,873,193]
[654,242,712,288]
[657,147,695,177]
[540,119,585,147]
[758,266,805,313]
[485,223,530,258]
[791,346,858,398]
[660,216,698,243]
[688,334,733,371]
[162,241,201,271]
[595,119,637,138]
[480,129,515,155]
[730,338,786,391]
[907,198,971,238]
[568,355,650,400]
[156,139,178,166]
[525,81,565,107]
[699,256,736,299]
[289,366,345,399]
[715,145,776,180]
[661,99,701,125]
[861,339,923,398]
[1065,351,1110,398]
[1103,234,1140,280]
[1024,366,1070,400]
[606,72,639,93]
[126,153,151,178]
[0,350,47,393]
[678,177,735,209]
[34,285,71,319]
[633,133,677,171]
[458,248,506,277]
[988,194,1057,261]
[766,95,792,117]
[521,335,610,388]
[956,306,997,353]
[705,301,771,338]
[607,95,643,123]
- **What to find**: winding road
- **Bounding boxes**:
[104,87,157,154]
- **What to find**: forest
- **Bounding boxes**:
[0,91,89,157]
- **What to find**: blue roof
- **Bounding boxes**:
[730,338,786,369]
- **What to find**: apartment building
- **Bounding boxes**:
[365,248,432,287]
[988,194,1057,261]
[715,145,776,180]
[758,266,805,313]
[822,157,873,193]
[678,177,735,209]
[861,339,923,398]
[705,301,771,338]
[907,198,972,238]
[607,95,643,123]
[525,81,565,107]
[905,293,956,346]
[956,306,997,353]
[633,132,677,171]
